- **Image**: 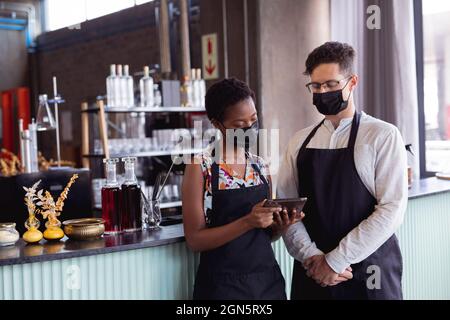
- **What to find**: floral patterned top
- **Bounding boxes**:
[194,147,270,225]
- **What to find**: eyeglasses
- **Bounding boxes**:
[306,76,352,93]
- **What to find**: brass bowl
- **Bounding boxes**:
[63,218,105,241]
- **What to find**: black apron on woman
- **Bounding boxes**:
[291,112,403,300]
[193,160,286,300]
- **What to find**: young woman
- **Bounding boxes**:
[182,78,303,300]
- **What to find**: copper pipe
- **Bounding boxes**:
[179,0,191,78]
[81,102,90,168]
[159,0,172,76]
[222,0,229,78]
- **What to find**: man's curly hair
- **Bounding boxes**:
[205,78,256,122]
[304,42,356,76]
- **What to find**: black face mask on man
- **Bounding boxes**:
[220,121,259,150]
[312,80,353,116]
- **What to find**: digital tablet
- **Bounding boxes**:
[264,198,307,215]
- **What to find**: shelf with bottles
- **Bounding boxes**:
[82,64,211,220]
[105,64,207,111]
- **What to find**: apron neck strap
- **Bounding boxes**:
[299,119,326,154]
[348,111,361,150]
[299,112,362,153]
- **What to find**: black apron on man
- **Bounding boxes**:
[193,161,286,300]
[291,112,403,300]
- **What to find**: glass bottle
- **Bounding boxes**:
[191,68,200,107]
[106,64,117,107]
[123,65,134,108]
[102,158,121,234]
[121,157,142,232]
[139,66,154,107]
[115,64,124,107]
[28,119,39,172]
[197,68,206,108]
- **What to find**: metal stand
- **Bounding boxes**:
[48,76,65,167]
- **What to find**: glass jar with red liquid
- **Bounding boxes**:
[121,157,142,232]
[102,158,121,234]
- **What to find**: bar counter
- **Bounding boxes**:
[0,224,185,267]
[1,177,449,299]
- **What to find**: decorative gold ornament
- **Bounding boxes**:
[22,180,43,244]
[38,152,75,171]
[1,149,22,177]
[36,174,79,241]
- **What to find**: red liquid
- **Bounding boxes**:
[121,184,142,232]
[102,187,121,234]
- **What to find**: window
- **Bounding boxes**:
[45,0,87,31]
[45,0,154,31]
[86,0,135,20]
[416,0,450,176]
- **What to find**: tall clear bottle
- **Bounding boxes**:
[102,158,122,234]
[139,66,154,107]
[191,68,200,107]
[28,119,39,172]
[115,64,124,107]
[106,64,117,107]
[197,68,206,108]
[121,157,142,232]
[123,65,134,108]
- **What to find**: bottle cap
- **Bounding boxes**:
[144,66,150,77]
[117,64,123,76]
[103,158,119,164]
[121,156,137,163]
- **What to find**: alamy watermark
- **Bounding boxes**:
[367,5,381,30]
[366,265,382,290]
[66,264,81,290]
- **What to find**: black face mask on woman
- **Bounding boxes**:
[220,121,259,150]
[313,88,353,116]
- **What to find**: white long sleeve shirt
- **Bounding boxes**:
[278,112,408,274]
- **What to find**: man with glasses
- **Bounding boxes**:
[277,42,407,300]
